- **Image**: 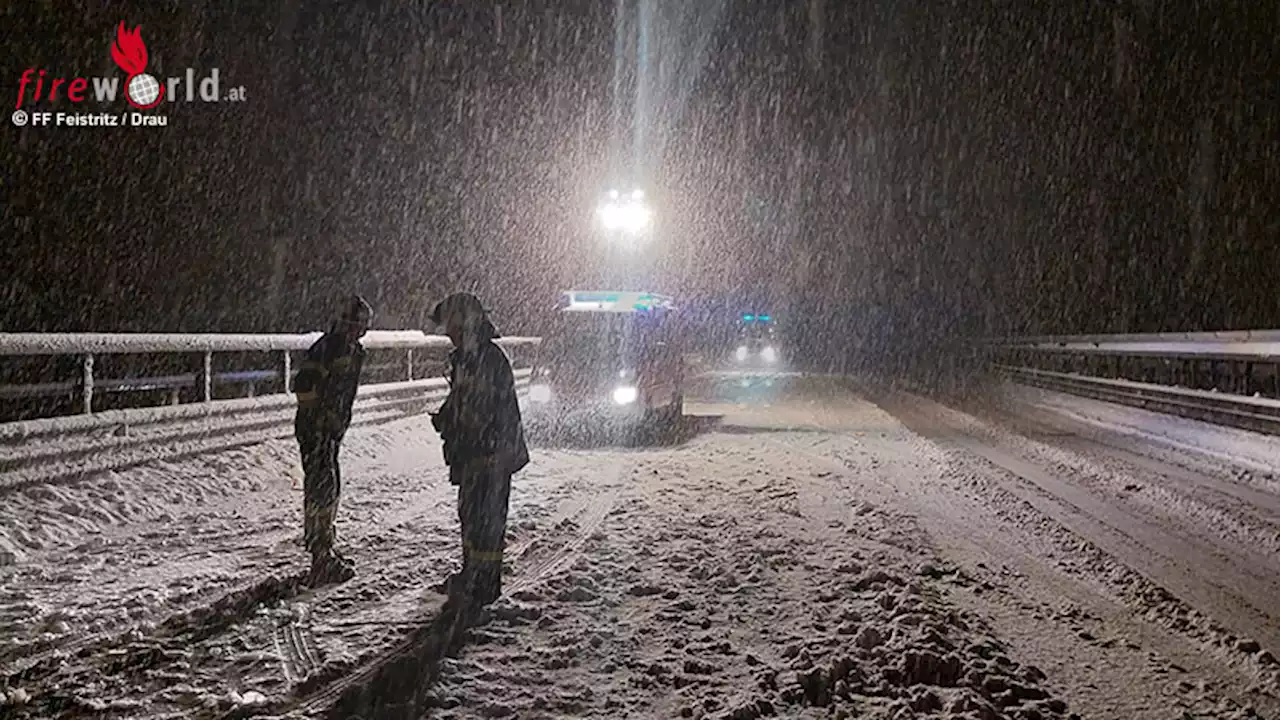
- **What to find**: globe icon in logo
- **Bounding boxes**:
[127,74,161,106]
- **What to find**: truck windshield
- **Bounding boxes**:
[542,314,634,369]
[541,312,667,369]
[738,321,775,343]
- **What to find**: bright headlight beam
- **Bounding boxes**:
[598,203,651,234]
[597,190,652,236]
[612,386,639,405]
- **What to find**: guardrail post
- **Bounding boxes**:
[200,351,213,403]
[405,349,414,381]
[80,353,94,414]
[281,350,292,394]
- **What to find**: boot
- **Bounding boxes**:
[472,582,501,606]
[432,570,465,597]
[470,565,502,606]
[433,543,472,597]
[307,502,354,585]
[310,549,356,585]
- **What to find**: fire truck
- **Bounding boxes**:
[525,291,685,429]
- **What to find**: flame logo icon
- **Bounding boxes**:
[111,22,164,109]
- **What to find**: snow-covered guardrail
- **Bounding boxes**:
[990,329,1280,345]
[987,330,1280,426]
[997,365,1280,436]
[0,331,540,489]
[0,330,464,355]
[987,330,1280,362]
[0,331,539,413]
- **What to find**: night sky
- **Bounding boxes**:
[3,1,1278,362]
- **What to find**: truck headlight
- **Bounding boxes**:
[612,386,638,405]
[529,384,553,403]
[761,346,777,363]
[734,346,749,362]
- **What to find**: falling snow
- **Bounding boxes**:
[4,3,1280,720]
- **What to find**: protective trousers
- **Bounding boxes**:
[299,431,342,558]
[452,457,512,604]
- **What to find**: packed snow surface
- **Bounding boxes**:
[1014,383,1280,480]
[1,374,1277,719]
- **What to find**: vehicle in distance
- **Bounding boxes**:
[525,291,685,432]
[731,313,783,368]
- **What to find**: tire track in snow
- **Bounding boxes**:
[285,486,618,720]
[875,390,1280,704]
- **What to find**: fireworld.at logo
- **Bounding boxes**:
[13,21,246,110]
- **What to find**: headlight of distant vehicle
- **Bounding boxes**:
[761,346,777,363]
[612,386,638,405]
[734,346,749,362]
[529,384,553,403]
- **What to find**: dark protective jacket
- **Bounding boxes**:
[434,338,529,475]
[294,332,366,439]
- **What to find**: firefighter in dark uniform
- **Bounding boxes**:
[429,292,529,605]
[293,294,373,584]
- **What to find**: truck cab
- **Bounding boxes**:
[525,291,685,429]
[731,313,783,368]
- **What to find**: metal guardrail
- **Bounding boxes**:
[992,329,1280,346]
[998,365,1280,436]
[0,364,424,402]
[0,370,532,490]
[989,330,1280,432]
[0,331,540,488]
[990,334,1280,362]
[0,330,440,355]
[0,331,540,416]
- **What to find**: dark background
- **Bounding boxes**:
[3,1,1278,366]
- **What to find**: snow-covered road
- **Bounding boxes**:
[1,375,1277,719]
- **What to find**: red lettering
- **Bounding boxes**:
[15,68,35,108]
[67,77,87,102]
[15,71,100,108]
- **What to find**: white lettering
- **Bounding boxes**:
[54,112,119,126]
[199,69,220,102]
[91,77,119,103]
[77,70,229,106]
[130,112,167,126]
